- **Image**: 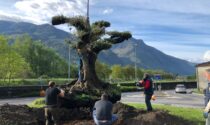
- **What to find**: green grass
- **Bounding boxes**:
[120,86,140,92]
[193,89,203,94]
[28,98,45,108]
[127,103,205,125]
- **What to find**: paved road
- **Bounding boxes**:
[121,90,205,108]
[0,90,205,108]
[0,97,39,105]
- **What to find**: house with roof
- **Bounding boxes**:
[196,61,210,91]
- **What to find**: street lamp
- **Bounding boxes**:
[134,43,138,82]
[68,43,71,82]
[65,40,71,82]
[86,0,90,23]
[87,0,89,18]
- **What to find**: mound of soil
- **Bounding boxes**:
[0,103,193,125]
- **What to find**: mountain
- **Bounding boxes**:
[99,38,195,75]
[0,20,73,58]
[0,20,195,75]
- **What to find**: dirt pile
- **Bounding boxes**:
[0,104,44,125]
[0,103,193,125]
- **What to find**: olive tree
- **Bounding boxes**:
[52,15,132,90]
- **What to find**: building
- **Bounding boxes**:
[196,61,210,91]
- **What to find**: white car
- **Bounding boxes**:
[175,84,187,93]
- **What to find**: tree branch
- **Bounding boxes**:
[91,40,112,54]
[106,31,132,44]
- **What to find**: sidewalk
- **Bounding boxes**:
[154,91,170,97]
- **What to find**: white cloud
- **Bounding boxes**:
[0,10,44,24]
[13,0,88,24]
[103,8,113,15]
[203,50,210,61]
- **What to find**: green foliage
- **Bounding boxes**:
[96,61,111,81]
[52,15,132,55]
[142,69,175,80]
[128,103,205,125]
[120,86,138,92]
[0,78,72,86]
[13,35,68,78]
[111,65,143,81]
[28,98,45,108]
[74,94,98,101]
[0,35,31,82]
[92,21,111,28]
[92,40,112,53]
[187,74,196,80]
[52,15,68,25]
[111,65,123,79]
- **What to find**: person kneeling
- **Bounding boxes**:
[93,93,118,125]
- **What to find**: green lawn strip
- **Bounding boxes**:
[126,103,205,125]
[28,98,45,108]
[193,89,203,94]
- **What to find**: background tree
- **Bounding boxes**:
[52,15,132,89]
[0,35,31,83]
[111,65,123,80]
[13,35,68,78]
[95,61,111,81]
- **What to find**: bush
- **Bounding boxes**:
[28,98,45,108]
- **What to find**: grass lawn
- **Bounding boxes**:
[28,98,45,108]
[127,103,205,125]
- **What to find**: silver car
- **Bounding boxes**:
[175,84,187,93]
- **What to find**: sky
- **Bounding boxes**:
[0,0,210,63]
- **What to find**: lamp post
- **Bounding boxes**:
[87,0,89,18]
[86,0,90,23]
[66,40,71,82]
[134,43,137,82]
[68,43,71,81]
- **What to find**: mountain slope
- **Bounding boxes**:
[99,38,195,75]
[0,20,73,58]
[0,20,195,75]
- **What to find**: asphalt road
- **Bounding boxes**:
[0,90,205,108]
[121,90,205,108]
[0,97,39,105]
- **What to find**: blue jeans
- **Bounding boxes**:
[145,94,153,111]
[93,110,118,125]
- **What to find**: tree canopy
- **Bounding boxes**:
[52,15,132,54]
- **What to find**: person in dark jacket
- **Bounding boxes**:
[93,93,118,125]
[45,81,64,125]
[139,73,154,111]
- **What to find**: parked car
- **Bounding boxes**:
[175,84,187,93]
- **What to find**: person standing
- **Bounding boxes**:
[139,73,154,111]
[93,93,118,125]
[204,100,210,125]
[45,81,64,125]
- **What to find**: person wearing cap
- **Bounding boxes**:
[139,73,154,111]
[93,93,118,125]
[45,81,65,125]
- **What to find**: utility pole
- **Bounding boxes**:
[65,39,71,82]
[134,43,137,82]
[86,0,90,22]
[68,43,71,82]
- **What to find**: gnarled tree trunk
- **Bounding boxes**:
[70,48,106,92]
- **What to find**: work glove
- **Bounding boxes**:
[203,112,208,119]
